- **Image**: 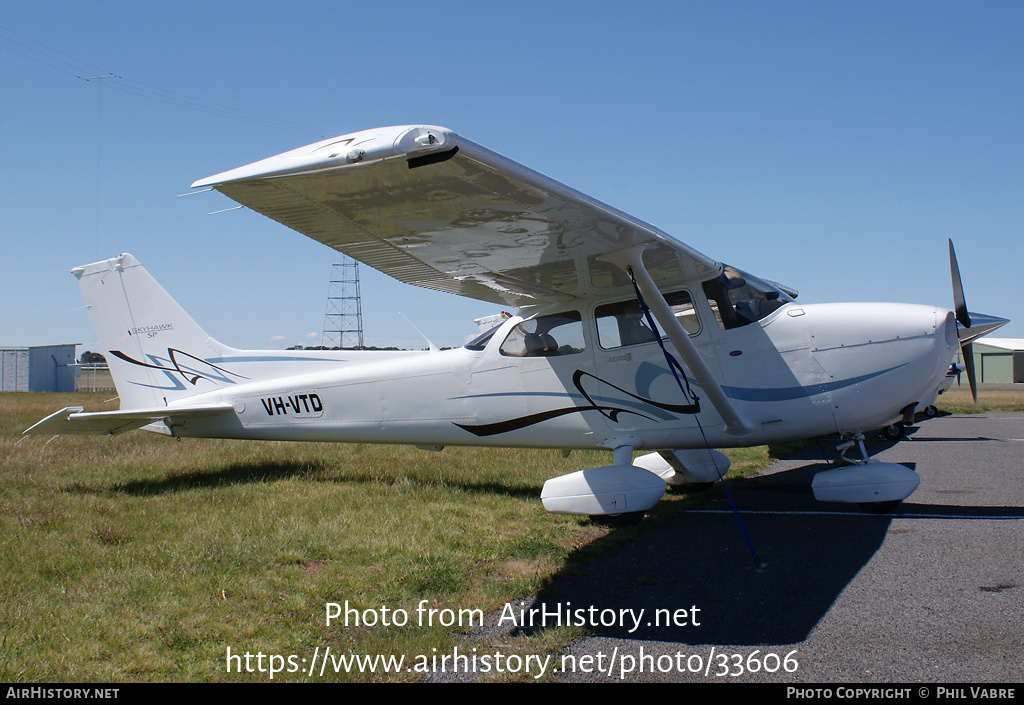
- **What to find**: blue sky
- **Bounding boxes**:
[2,1,1022,352]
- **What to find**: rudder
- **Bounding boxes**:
[74,253,239,409]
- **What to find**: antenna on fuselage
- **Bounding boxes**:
[399,313,440,353]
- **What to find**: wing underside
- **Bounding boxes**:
[193,125,719,307]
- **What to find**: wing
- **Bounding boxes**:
[193,125,720,307]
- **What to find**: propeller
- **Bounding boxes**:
[947,239,1010,402]
[948,239,978,402]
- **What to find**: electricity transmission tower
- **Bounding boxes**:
[321,255,364,349]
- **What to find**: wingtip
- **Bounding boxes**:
[190,125,455,189]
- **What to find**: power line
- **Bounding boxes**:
[0,23,109,78]
[0,23,329,138]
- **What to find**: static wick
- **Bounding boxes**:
[177,188,213,198]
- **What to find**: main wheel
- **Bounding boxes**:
[590,511,645,527]
[666,481,715,494]
[883,422,904,440]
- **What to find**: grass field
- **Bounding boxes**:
[932,387,1024,414]
[4,389,1020,682]
[1,392,776,682]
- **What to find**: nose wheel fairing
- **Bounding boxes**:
[812,435,920,508]
[812,460,920,506]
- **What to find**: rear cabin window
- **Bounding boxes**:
[464,324,501,351]
[596,290,698,349]
[499,311,586,357]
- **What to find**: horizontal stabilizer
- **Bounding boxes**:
[24,404,235,437]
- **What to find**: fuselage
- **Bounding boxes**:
[167,295,956,454]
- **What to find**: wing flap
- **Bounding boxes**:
[24,404,235,437]
[195,125,719,306]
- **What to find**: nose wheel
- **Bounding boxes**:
[857,499,902,514]
[811,434,919,511]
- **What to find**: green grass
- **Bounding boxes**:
[0,392,779,682]
[935,388,1024,414]
[7,389,1020,681]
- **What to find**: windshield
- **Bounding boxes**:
[702,265,794,330]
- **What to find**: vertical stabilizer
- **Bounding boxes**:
[74,254,238,409]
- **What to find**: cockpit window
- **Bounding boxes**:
[702,266,793,330]
[499,311,585,357]
[596,290,698,349]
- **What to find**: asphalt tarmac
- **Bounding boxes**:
[542,412,1024,683]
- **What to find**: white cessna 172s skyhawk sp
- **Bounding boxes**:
[27,125,1008,518]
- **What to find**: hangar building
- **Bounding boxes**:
[963,338,1024,385]
[0,345,79,392]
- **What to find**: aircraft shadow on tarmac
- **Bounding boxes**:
[516,455,1023,647]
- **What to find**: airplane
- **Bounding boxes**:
[25,124,1009,519]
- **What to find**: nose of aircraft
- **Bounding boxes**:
[808,302,956,435]
[956,311,1011,345]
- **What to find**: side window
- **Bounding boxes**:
[499,311,585,357]
[596,290,698,349]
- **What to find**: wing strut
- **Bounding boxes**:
[608,248,754,437]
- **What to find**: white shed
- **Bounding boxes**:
[0,345,79,392]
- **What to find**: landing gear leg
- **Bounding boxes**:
[827,432,917,514]
[838,434,871,465]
